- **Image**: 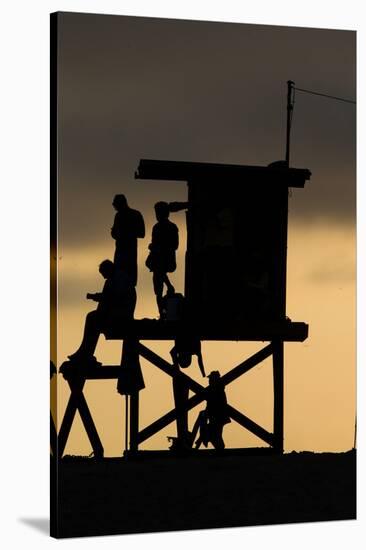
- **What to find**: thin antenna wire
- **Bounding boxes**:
[285,81,355,168]
[295,87,356,105]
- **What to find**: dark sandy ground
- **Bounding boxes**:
[51,449,356,538]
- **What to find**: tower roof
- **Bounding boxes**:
[135,158,311,188]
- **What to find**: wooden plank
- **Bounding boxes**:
[84,366,122,379]
[220,344,273,386]
[227,406,274,446]
[76,390,104,458]
[138,344,175,375]
[58,378,104,458]
[57,380,85,457]
[62,365,122,380]
[135,408,173,443]
[138,343,204,393]
[104,320,308,342]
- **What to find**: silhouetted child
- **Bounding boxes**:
[146,201,178,318]
[111,194,145,286]
[194,371,231,450]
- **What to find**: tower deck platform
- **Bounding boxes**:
[103,318,308,342]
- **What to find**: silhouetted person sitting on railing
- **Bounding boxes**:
[194,371,230,450]
[68,260,136,364]
[145,201,178,318]
[111,194,145,286]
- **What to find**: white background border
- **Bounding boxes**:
[0,1,364,548]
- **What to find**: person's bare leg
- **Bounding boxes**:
[69,310,101,360]
[210,425,225,450]
[153,271,165,317]
[163,273,175,294]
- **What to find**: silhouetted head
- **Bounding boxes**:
[177,352,192,369]
[99,259,115,279]
[154,201,170,221]
[208,370,221,386]
[113,194,128,212]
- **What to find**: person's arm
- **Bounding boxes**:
[171,223,179,250]
[168,201,189,212]
[86,292,102,302]
[111,213,118,240]
[136,211,145,238]
[96,279,111,312]
[149,223,158,251]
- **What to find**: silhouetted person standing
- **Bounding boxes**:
[205,371,231,450]
[146,201,178,318]
[111,194,145,286]
[68,260,136,363]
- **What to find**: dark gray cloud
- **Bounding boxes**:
[57,12,356,247]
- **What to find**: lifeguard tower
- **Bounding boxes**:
[58,158,310,458]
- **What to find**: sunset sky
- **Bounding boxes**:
[53,12,356,456]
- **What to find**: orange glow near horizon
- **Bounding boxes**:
[53,221,356,457]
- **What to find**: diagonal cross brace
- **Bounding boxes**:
[58,378,104,458]
[137,343,274,445]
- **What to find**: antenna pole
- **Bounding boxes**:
[286,80,295,167]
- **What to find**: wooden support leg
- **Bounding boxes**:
[76,389,104,458]
[129,391,139,452]
[58,377,104,458]
[172,371,189,443]
[57,380,84,458]
[50,412,58,457]
[124,395,129,455]
[120,338,141,453]
[273,340,284,453]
